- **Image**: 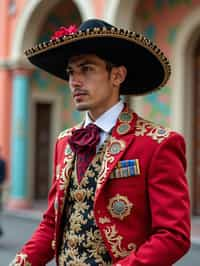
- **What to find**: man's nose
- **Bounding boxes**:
[70,72,83,87]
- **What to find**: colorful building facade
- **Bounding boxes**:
[0,0,200,216]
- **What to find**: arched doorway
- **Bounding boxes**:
[171,7,200,217]
[30,0,83,201]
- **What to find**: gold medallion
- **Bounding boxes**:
[109,142,122,155]
[117,123,131,135]
[119,112,133,123]
[107,194,133,220]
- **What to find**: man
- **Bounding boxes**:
[0,146,6,237]
[10,19,190,265]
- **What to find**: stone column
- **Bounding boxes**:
[9,69,31,209]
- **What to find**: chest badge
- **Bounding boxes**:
[109,141,124,155]
[107,194,133,220]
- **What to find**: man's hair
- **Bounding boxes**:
[105,61,116,73]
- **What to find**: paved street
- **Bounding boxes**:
[0,212,199,266]
[0,212,55,266]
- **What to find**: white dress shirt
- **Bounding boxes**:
[84,100,124,151]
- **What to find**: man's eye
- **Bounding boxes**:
[82,66,92,72]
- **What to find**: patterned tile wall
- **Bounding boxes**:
[136,0,199,126]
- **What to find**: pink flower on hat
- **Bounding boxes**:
[51,25,78,40]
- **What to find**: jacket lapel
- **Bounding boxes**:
[95,106,137,198]
[57,123,84,216]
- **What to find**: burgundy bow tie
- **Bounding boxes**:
[68,124,100,183]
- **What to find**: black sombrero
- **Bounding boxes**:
[24,19,171,95]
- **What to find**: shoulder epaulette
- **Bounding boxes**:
[135,117,172,143]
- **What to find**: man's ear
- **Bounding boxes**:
[111,66,127,86]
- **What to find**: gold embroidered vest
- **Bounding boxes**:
[58,141,112,266]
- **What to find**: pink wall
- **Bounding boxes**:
[0,0,12,168]
[0,0,28,175]
[93,0,105,18]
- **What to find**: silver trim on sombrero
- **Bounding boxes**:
[24,27,171,88]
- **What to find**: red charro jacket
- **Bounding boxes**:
[10,107,190,266]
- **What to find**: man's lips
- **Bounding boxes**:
[73,91,87,98]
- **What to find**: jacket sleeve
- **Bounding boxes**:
[113,133,191,266]
[9,140,59,266]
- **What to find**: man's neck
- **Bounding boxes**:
[85,101,124,133]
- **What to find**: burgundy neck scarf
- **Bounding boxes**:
[68,124,100,183]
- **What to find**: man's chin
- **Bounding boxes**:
[75,104,89,111]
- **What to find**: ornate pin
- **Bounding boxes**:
[119,112,133,123]
[107,194,133,220]
[155,128,168,136]
[117,123,131,135]
[109,142,122,155]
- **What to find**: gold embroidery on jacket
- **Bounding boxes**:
[104,225,136,258]
[99,216,111,224]
[135,117,171,143]
[9,253,31,266]
[59,163,71,191]
[56,164,61,180]
[58,128,73,139]
[97,137,125,190]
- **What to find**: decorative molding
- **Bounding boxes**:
[0,58,34,70]
[0,60,12,69]
[171,7,200,134]
[171,7,200,200]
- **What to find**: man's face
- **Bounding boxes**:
[66,54,126,120]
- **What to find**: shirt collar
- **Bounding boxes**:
[84,100,124,133]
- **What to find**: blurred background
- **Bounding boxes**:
[0,0,200,265]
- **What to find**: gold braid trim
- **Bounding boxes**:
[104,225,136,258]
[24,27,170,89]
[135,117,171,143]
[58,123,82,140]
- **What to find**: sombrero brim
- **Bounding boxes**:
[25,28,171,95]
